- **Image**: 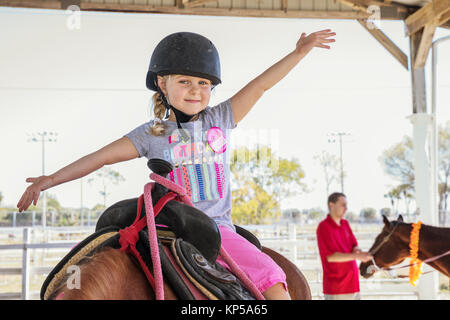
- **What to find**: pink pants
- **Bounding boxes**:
[215,225,288,293]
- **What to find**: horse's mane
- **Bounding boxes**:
[392,221,450,234]
[54,247,154,300]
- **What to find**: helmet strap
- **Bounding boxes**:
[156,86,193,142]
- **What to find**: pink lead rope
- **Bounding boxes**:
[144,172,265,300]
[143,182,165,300]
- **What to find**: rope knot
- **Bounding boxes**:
[119,225,140,252]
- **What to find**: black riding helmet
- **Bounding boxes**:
[146,32,221,136]
[146,32,221,91]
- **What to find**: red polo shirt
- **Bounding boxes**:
[316,214,360,295]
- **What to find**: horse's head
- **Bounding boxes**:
[359,215,410,278]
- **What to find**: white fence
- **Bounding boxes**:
[0,225,447,300]
[0,227,91,299]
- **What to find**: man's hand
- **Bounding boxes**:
[355,252,373,263]
[295,29,336,56]
[352,247,362,254]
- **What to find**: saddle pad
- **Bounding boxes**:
[172,238,256,300]
[41,226,120,300]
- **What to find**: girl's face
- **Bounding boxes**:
[157,74,212,121]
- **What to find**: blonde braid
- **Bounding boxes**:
[149,91,168,136]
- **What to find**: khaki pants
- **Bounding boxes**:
[324,292,361,300]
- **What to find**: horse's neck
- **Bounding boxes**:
[418,224,450,277]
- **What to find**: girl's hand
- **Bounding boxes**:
[295,29,336,56]
[17,176,54,212]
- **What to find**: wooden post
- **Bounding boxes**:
[21,228,30,300]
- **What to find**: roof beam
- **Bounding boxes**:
[0,0,60,9]
[0,0,378,20]
[413,23,436,68]
[405,0,450,35]
[336,0,410,18]
[80,6,371,20]
[183,0,217,9]
[357,19,408,70]
[0,0,408,20]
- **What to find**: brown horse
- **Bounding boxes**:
[360,215,450,279]
[50,245,311,300]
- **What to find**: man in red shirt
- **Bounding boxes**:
[316,192,372,300]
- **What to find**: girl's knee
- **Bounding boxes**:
[262,282,291,300]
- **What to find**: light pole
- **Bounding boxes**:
[327,132,351,193]
[27,131,58,228]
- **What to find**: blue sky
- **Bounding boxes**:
[0,7,449,217]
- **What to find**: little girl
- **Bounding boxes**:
[17,30,335,299]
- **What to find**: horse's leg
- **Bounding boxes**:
[261,246,312,300]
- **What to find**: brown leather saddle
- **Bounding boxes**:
[41,159,262,300]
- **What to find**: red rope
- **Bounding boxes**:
[153,192,177,218]
[118,195,156,290]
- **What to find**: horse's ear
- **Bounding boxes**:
[398,215,403,223]
[382,215,391,227]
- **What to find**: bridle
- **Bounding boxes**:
[369,222,399,257]
[366,222,399,276]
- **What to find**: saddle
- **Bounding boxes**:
[41,159,262,300]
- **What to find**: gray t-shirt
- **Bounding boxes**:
[124,99,237,230]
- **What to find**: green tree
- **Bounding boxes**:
[231,181,280,225]
[384,187,400,215]
[380,136,414,186]
[28,193,62,212]
[283,208,301,220]
[314,151,341,197]
[88,167,125,207]
[380,207,393,218]
[0,191,3,206]
[230,146,307,225]
[92,203,106,212]
[306,207,326,221]
[360,207,377,222]
[345,211,359,222]
[383,184,413,215]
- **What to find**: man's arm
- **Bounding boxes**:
[327,251,372,263]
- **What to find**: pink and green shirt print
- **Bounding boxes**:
[164,128,227,202]
[124,99,237,230]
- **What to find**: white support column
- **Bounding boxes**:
[409,114,439,300]
[408,31,438,300]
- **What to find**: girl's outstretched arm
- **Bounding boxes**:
[230,29,335,124]
[16,137,139,212]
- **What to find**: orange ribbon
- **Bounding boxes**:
[409,221,423,286]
